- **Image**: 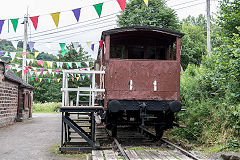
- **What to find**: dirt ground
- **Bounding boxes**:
[0,113,79,160]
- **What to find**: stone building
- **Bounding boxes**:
[0,61,34,127]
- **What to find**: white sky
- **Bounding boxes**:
[0,0,219,59]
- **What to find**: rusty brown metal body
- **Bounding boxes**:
[95,26,183,109]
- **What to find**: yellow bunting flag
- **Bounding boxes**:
[77,74,80,77]
[47,61,50,67]
[35,52,40,58]
[57,78,60,82]
[51,12,60,27]
[40,78,42,82]
[143,0,148,6]
[76,77,79,81]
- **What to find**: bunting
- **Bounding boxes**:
[99,40,103,48]
[143,0,148,6]
[94,3,103,18]
[51,12,60,27]
[28,41,35,52]
[0,20,4,34]
[10,19,19,32]
[117,0,126,13]
[30,16,39,30]
[72,8,81,22]
[10,52,16,60]
[35,52,40,58]
[91,44,94,51]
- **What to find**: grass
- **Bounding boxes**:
[33,102,61,113]
[51,143,91,159]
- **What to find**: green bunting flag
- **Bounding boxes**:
[93,3,103,18]
[48,79,51,83]
[11,18,19,32]
[61,49,67,56]
[66,62,70,69]
[59,43,66,50]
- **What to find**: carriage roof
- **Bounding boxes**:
[101,26,184,39]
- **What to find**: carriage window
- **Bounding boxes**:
[110,45,125,59]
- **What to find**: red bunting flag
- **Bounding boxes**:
[99,40,103,47]
[40,68,44,74]
[35,77,38,81]
[30,16,39,30]
[117,0,126,13]
[37,60,44,67]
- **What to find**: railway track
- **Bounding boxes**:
[92,125,207,160]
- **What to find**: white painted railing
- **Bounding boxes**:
[61,70,105,107]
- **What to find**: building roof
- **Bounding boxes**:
[101,26,184,38]
[4,70,34,89]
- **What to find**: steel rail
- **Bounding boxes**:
[105,129,130,160]
[138,126,201,160]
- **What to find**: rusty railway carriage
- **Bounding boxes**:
[95,26,184,138]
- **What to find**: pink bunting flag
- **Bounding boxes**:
[99,40,103,47]
[24,70,28,75]
[37,60,44,67]
[56,69,59,74]
[22,52,27,57]
[30,16,39,30]
[6,65,11,69]
[40,68,44,74]
[72,78,74,82]
[117,0,126,13]
[35,77,38,81]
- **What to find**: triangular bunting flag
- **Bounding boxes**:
[0,51,3,56]
[76,77,79,81]
[51,12,60,27]
[40,68,44,74]
[59,62,63,68]
[91,44,94,51]
[61,49,67,56]
[48,79,51,83]
[72,8,81,22]
[72,42,79,50]
[28,41,35,52]
[143,0,148,6]
[26,59,31,65]
[43,71,47,75]
[47,61,50,67]
[57,78,60,82]
[6,65,11,69]
[56,70,59,74]
[59,43,66,50]
[35,77,38,81]
[99,40,103,48]
[10,19,19,32]
[16,68,22,72]
[117,0,126,13]
[30,16,39,30]
[93,3,103,18]
[35,52,40,58]
[69,62,72,68]
[29,70,34,76]
[56,62,60,68]
[39,78,42,82]
[44,78,46,83]
[22,52,27,57]
[23,70,28,75]
[0,20,5,34]
[66,62,70,69]
[86,42,92,48]
[11,41,18,49]
[31,77,34,81]
[48,69,52,74]
[10,52,16,60]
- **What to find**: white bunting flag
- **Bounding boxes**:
[48,69,52,74]
[36,71,41,77]
[56,62,60,68]
[73,42,79,50]
[11,41,18,50]
[59,62,63,68]
[26,59,31,65]
[43,71,48,75]
[30,59,34,63]
[16,68,22,72]
[69,62,72,68]
[10,52,16,60]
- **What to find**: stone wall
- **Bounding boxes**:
[0,63,19,127]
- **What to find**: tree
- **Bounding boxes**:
[180,15,207,69]
[218,0,240,37]
[117,0,180,31]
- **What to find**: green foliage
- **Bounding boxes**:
[33,102,61,113]
[172,31,240,150]
[117,0,180,31]
[180,17,206,69]
[218,0,240,37]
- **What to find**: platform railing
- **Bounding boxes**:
[61,70,105,107]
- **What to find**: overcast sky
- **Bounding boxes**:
[0,0,219,59]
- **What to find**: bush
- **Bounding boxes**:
[33,102,61,113]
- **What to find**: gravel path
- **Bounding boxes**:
[0,113,76,160]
